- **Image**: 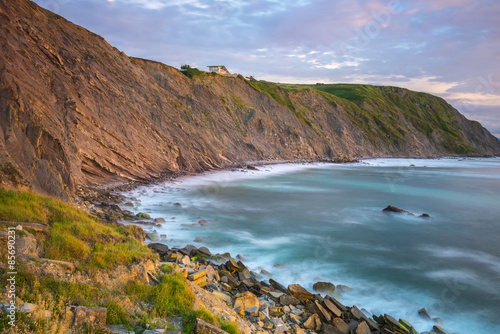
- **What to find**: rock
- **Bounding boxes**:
[303,314,317,330]
[226,259,241,272]
[196,247,212,258]
[236,254,245,261]
[106,325,135,333]
[220,271,239,288]
[336,285,352,292]
[247,165,259,170]
[146,233,160,242]
[382,205,407,213]
[325,295,347,312]
[239,268,251,281]
[288,284,313,301]
[350,305,366,321]
[20,303,37,314]
[194,318,229,334]
[154,217,166,223]
[355,321,371,334]
[188,269,207,281]
[347,320,360,332]
[194,237,203,242]
[137,212,151,219]
[244,306,259,317]
[432,325,449,334]
[323,298,342,317]
[72,306,106,327]
[173,203,182,207]
[16,231,39,258]
[233,291,260,314]
[332,318,349,334]
[268,291,284,302]
[279,294,301,306]
[383,314,408,333]
[323,324,342,334]
[206,265,217,281]
[313,282,335,294]
[418,308,431,320]
[181,255,191,266]
[148,242,169,254]
[32,309,51,320]
[269,279,287,293]
[313,299,331,323]
[184,244,198,256]
[212,291,231,302]
[433,318,442,325]
[420,213,430,218]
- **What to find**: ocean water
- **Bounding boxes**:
[125,158,500,334]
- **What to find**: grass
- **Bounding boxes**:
[0,188,156,270]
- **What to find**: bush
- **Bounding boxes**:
[180,64,204,79]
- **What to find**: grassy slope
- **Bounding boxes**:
[267,82,479,154]
[0,189,238,334]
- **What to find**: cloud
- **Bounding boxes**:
[32,0,500,135]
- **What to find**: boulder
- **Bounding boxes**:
[233,291,259,314]
[196,247,212,258]
[418,308,432,320]
[303,314,319,330]
[288,284,313,302]
[188,269,207,282]
[323,298,342,317]
[313,282,336,294]
[355,321,371,334]
[333,318,350,334]
[382,205,409,213]
[154,217,166,223]
[432,326,449,334]
[313,300,331,323]
[325,295,347,312]
[238,268,251,281]
[269,279,287,293]
[225,259,241,272]
[336,285,352,293]
[279,294,301,306]
[148,243,169,254]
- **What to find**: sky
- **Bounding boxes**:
[33,0,500,137]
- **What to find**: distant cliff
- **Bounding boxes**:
[1,0,499,199]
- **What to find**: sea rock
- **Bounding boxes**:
[146,233,160,242]
[269,279,287,293]
[288,284,314,301]
[335,284,352,293]
[325,295,347,312]
[432,325,449,334]
[313,282,336,294]
[154,217,166,223]
[226,259,241,272]
[194,237,203,242]
[313,300,331,323]
[137,212,151,219]
[420,213,430,218]
[382,205,414,215]
[147,243,169,254]
[196,247,212,258]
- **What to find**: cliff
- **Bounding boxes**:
[1,0,499,199]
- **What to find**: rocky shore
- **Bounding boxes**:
[74,184,450,334]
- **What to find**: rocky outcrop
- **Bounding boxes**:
[1,0,499,199]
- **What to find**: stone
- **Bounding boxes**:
[154,217,166,223]
[72,306,106,327]
[239,268,251,281]
[288,284,314,301]
[20,303,37,314]
[347,320,360,332]
[384,314,408,332]
[194,237,203,242]
[245,306,259,317]
[355,321,371,334]
[146,233,160,242]
[194,318,229,334]
[418,308,432,320]
[420,213,430,218]
[333,318,349,334]
[289,313,301,324]
[279,294,301,306]
[233,291,260,314]
[432,326,449,334]
[269,279,287,293]
[188,269,207,281]
[148,242,169,255]
[236,254,245,261]
[106,325,135,334]
[212,291,231,302]
[313,300,331,323]
[137,212,151,219]
[181,255,191,266]
[350,305,367,321]
[323,298,342,317]
[197,247,212,258]
[268,291,284,301]
[32,309,52,320]
[323,324,342,334]
[219,271,240,288]
[325,295,347,312]
[226,259,241,272]
[382,205,410,214]
[206,265,217,281]
[335,285,352,293]
[192,276,207,287]
[313,282,336,294]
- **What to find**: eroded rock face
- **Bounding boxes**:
[1,0,499,199]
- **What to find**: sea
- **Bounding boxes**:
[122,158,500,334]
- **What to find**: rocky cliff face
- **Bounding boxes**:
[1,0,499,199]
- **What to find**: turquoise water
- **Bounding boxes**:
[128,158,500,334]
